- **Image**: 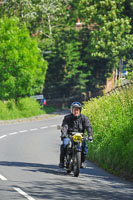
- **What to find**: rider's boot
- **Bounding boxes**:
[59,156,64,168]
[59,145,64,168]
[80,162,86,168]
[59,162,64,168]
[81,154,86,169]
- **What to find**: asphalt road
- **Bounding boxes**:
[0,115,133,200]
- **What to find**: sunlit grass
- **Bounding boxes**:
[0,98,55,120]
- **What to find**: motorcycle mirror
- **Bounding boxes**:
[57,125,61,130]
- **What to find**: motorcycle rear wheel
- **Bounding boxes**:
[73,151,81,177]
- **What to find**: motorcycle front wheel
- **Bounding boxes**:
[73,151,81,177]
[66,154,72,174]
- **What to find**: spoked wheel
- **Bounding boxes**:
[73,152,81,177]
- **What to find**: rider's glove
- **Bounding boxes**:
[88,136,93,142]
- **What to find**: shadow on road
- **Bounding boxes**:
[0,161,133,200]
[0,161,66,176]
[0,160,120,179]
[0,160,133,181]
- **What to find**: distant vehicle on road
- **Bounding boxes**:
[30,94,46,106]
[41,98,47,106]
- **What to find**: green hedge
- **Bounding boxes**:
[82,87,133,180]
[0,98,55,120]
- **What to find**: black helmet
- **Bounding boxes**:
[71,102,82,112]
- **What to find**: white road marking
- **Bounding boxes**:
[1,124,57,140]
[8,132,18,135]
[0,174,8,181]
[30,128,38,131]
[40,126,48,129]
[50,125,57,128]
[13,187,36,200]
[19,130,28,133]
[0,123,57,196]
[0,135,7,139]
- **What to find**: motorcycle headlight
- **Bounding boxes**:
[73,133,83,143]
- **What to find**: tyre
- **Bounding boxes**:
[66,152,72,173]
[73,151,81,177]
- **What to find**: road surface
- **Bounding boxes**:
[0,115,133,200]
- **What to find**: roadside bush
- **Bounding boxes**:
[42,105,55,114]
[0,101,8,120]
[17,97,43,118]
[82,87,133,180]
[6,99,20,119]
[0,97,55,120]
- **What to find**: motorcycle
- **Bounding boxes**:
[57,125,88,177]
[65,132,85,177]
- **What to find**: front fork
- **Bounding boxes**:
[66,141,82,169]
[76,143,82,152]
[72,142,82,163]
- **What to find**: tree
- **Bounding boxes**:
[79,0,133,68]
[0,0,71,37]
[0,17,48,100]
[1,1,132,100]
[63,40,88,95]
[43,28,92,98]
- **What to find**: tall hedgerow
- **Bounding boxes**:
[82,87,133,180]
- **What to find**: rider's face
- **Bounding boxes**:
[72,107,80,116]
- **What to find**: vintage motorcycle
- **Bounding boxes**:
[65,132,85,177]
[57,125,88,177]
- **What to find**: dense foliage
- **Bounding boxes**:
[0,0,132,99]
[82,86,133,180]
[79,0,133,62]
[0,98,42,119]
[0,17,48,100]
[0,98,55,120]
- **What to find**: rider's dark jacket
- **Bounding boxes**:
[61,113,93,138]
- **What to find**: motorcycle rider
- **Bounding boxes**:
[59,101,93,168]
